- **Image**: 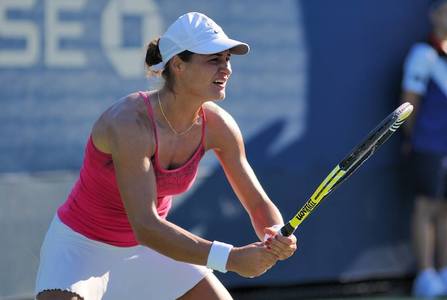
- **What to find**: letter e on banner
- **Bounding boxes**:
[45,0,87,68]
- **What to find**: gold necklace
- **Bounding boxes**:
[157,92,198,136]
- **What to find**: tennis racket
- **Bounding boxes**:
[279,102,414,237]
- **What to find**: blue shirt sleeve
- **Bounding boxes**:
[402,43,438,94]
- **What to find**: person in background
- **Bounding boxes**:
[34,12,297,300]
[401,0,447,297]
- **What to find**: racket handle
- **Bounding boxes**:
[263,223,296,241]
[280,223,295,237]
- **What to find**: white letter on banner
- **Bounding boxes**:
[0,0,38,67]
[101,0,162,78]
[45,0,87,67]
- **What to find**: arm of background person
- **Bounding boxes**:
[400,91,422,144]
[400,43,437,144]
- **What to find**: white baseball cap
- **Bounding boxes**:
[150,12,250,71]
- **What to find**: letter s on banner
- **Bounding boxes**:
[0,0,38,67]
[101,0,163,79]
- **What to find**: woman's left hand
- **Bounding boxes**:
[263,226,297,261]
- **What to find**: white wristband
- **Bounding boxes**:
[206,241,233,273]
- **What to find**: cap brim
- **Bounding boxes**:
[189,38,250,55]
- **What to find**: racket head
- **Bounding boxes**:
[338,102,413,173]
[281,102,413,236]
[330,102,413,193]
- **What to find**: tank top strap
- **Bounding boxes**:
[199,106,207,149]
[138,91,159,155]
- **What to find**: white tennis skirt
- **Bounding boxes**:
[35,215,212,300]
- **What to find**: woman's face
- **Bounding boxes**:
[176,50,232,101]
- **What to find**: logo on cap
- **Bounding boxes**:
[205,20,220,35]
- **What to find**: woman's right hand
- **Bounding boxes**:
[226,242,278,278]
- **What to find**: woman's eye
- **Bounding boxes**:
[208,56,230,63]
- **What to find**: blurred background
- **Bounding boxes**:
[0,0,431,299]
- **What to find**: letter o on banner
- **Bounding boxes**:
[101,0,163,79]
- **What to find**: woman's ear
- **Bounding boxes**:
[169,56,185,74]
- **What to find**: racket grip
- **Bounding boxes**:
[280,223,295,237]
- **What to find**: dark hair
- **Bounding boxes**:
[145,38,194,91]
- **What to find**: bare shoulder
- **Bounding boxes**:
[202,102,243,151]
[202,102,238,131]
[92,92,155,155]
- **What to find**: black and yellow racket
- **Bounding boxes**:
[280,102,414,236]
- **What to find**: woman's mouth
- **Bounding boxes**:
[213,79,226,87]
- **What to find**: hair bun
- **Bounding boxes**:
[145,38,162,67]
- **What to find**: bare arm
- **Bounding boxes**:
[104,100,212,266]
[205,103,296,260]
[205,104,282,240]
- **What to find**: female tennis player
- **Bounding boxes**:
[35,12,297,300]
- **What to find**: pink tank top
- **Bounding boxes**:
[58,91,206,247]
